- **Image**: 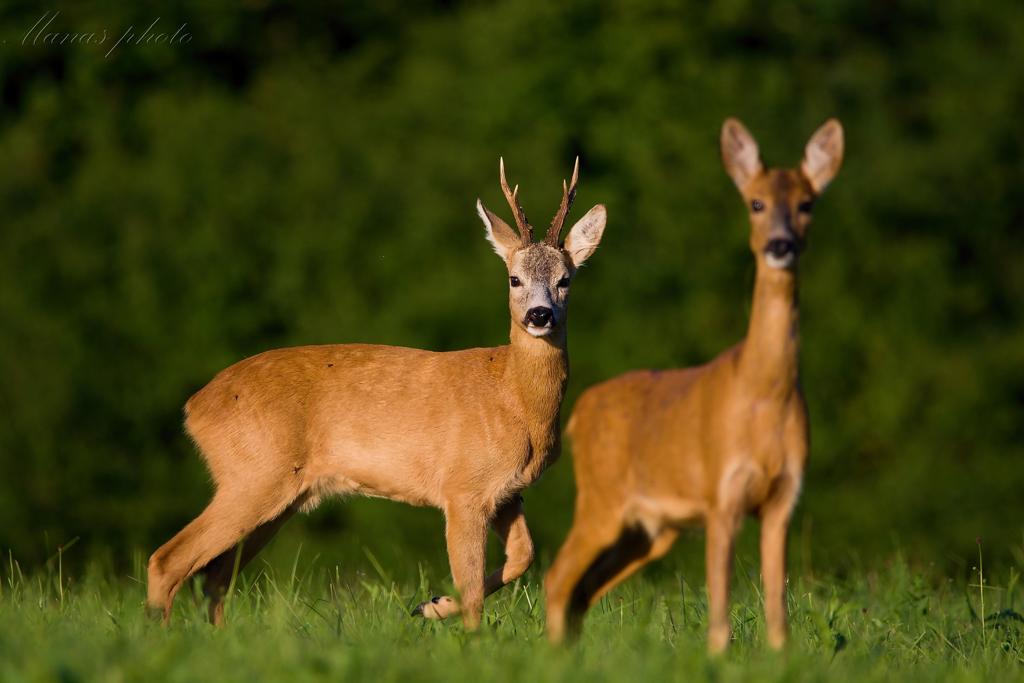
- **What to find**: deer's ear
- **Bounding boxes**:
[802,119,844,193]
[477,199,520,261]
[721,118,763,191]
[563,204,606,268]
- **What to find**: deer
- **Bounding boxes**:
[544,118,843,652]
[146,158,607,629]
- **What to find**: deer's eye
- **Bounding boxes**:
[751,199,765,213]
[509,276,522,287]
[798,200,814,213]
[557,276,570,288]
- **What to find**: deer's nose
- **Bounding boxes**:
[526,307,553,327]
[765,238,796,259]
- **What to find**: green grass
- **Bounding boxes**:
[1,549,1023,683]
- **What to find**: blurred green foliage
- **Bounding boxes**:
[0,0,1022,574]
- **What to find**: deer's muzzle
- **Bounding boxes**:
[764,238,798,269]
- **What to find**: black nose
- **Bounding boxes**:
[765,239,796,258]
[526,307,553,327]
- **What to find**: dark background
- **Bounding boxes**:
[1,0,1022,579]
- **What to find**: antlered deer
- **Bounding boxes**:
[147,159,607,629]
[545,119,843,652]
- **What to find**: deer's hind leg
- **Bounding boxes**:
[544,507,626,643]
[546,521,676,644]
[201,499,303,625]
[147,484,299,624]
[587,527,678,605]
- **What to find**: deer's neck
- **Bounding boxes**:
[506,324,569,457]
[737,266,800,398]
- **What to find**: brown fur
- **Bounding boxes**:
[146,160,606,629]
[545,119,844,652]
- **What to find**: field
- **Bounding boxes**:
[3,547,1023,683]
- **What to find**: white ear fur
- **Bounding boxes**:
[477,199,520,261]
[801,119,844,193]
[563,204,607,268]
[721,118,764,191]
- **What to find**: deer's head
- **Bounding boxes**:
[721,118,844,272]
[477,158,606,339]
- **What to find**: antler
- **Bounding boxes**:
[499,157,533,243]
[545,156,580,246]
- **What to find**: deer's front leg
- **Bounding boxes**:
[484,496,534,596]
[413,502,487,629]
[705,510,740,654]
[760,500,791,650]
[445,503,489,629]
[760,453,803,649]
[413,498,532,624]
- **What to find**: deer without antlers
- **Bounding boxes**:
[545,119,844,651]
[147,158,607,629]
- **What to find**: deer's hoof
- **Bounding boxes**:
[411,595,458,620]
[145,605,167,624]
